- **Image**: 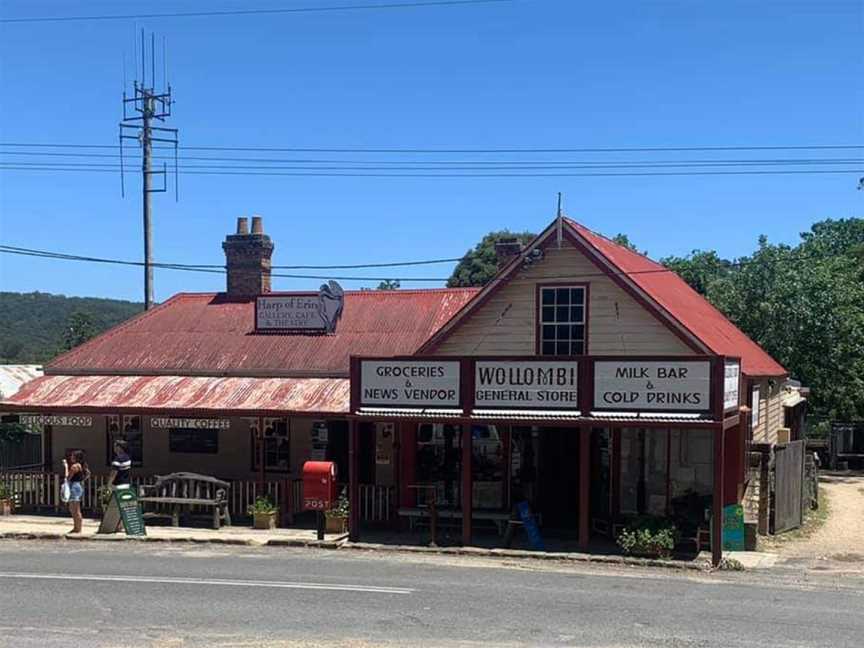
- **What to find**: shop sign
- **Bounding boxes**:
[359,359,461,408]
[256,281,344,333]
[474,360,579,409]
[150,417,230,429]
[724,360,740,411]
[19,414,92,427]
[593,360,711,411]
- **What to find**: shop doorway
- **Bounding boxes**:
[537,427,580,531]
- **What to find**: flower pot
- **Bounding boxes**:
[0,499,13,516]
[252,511,277,530]
[325,515,347,534]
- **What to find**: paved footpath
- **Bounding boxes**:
[0,539,862,648]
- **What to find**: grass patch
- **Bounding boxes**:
[759,486,830,550]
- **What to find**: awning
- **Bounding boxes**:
[0,374,349,417]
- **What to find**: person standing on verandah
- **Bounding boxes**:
[108,439,132,490]
[62,450,90,534]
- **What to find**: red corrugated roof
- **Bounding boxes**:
[566,218,786,376]
[3,374,349,415]
[48,288,478,376]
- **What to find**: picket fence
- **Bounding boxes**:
[0,471,393,523]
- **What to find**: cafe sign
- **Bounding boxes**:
[150,417,230,429]
[593,360,711,412]
[475,360,579,409]
[256,281,344,333]
[359,359,461,408]
[723,360,740,411]
[20,414,92,427]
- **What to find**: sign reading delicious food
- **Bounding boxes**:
[256,281,344,333]
[593,360,711,411]
[475,360,579,408]
[723,360,740,411]
[19,414,93,427]
[359,359,461,408]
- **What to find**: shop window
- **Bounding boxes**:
[538,285,586,355]
[106,415,143,467]
[250,418,290,472]
[169,427,219,454]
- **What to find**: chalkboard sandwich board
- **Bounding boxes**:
[97,486,146,536]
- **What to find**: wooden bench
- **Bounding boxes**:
[398,507,511,535]
[138,472,231,529]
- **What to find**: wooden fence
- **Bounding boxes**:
[0,433,42,471]
[0,471,393,523]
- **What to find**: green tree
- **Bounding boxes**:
[447,230,536,287]
[63,311,98,351]
[376,280,400,290]
[661,250,734,296]
[611,233,647,255]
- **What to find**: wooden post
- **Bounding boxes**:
[257,416,265,488]
[461,424,473,546]
[611,428,621,518]
[579,426,591,550]
[758,448,770,536]
[348,419,360,542]
[712,426,725,567]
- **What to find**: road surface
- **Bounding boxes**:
[0,540,861,647]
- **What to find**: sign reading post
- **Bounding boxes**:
[359,359,461,408]
[593,360,711,411]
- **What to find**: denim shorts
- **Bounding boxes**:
[68,482,83,503]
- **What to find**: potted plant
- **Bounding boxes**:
[0,484,13,516]
[324,488,349,534]
[616,515,679,559]
[247,496,278,530]
[97,486,114,513]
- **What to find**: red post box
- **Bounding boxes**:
[302,461,337,511]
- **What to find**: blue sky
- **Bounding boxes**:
[1,0,861,302]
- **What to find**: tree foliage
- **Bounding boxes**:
[376,280,401,290]
[447,230,536,288]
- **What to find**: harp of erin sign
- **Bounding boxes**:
[256,281,344,333]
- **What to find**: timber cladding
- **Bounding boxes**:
[434,244,693,357]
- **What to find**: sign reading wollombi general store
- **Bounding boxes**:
[474,360,579,409]
[256,281,344,333]
[593,360,711,411]
[359,359,461,408]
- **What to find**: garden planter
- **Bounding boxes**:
[252,511,277,530]
[0,499,12,516]
[325,515,347,534]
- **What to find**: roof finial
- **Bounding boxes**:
[556,192,564,249]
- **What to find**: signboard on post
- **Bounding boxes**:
[723,360,740,412]
[474,360,579,409]
[593,360,711,412]
[359,359,461,408]
[256,281,344,333]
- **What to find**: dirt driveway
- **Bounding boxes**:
[771,472,864,572]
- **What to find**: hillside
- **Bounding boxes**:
[0,292,143,364]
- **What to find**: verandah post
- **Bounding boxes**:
[579,425,591,550]
[348,418,360,542]
[461,423,472,546]
[712,425,725,567]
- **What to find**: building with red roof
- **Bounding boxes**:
[2,213,799,565]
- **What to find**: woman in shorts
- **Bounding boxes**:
[63,450,90,534]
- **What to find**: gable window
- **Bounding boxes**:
[538,285,586,355]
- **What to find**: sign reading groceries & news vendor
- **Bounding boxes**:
[593,360,711,411]
[359,359,461,407]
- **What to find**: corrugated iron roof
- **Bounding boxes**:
[0,365,43,399]
[48,288,478,377]
[1,374,349,416]
[567,219,787,377]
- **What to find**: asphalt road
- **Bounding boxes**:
[0,540,862,647]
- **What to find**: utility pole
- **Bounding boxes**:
[120,30,179,310]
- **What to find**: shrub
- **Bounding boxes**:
[247,496,276,516]
[0,484,10,500]
[616,516,679,558]
[325,488,349,519]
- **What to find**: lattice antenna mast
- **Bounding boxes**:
[119,30,179,310]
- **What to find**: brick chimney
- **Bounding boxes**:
[222,215,274,298]
[494,238,524,269]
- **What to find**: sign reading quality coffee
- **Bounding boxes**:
[593,360,711,411]
[359,360,460,408]
[475,360,579,408]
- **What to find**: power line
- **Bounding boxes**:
[0,0,512,24]
[1,165,861,178]
[2,142,863,154]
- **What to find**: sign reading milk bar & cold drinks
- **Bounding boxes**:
[360,360,461,408]
[593,360,711,411]
[475,360,579,409]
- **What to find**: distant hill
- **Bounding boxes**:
[0,292,143,364]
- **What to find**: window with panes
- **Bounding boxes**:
[538,285,586,355]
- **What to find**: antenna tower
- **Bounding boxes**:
[120,30,179,310]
